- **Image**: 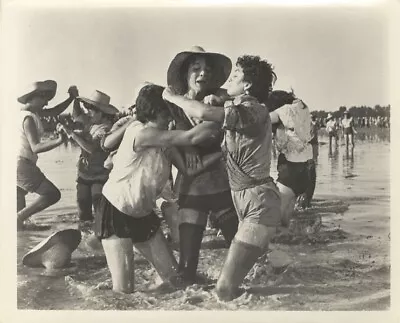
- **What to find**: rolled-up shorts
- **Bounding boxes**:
[231,181,281,227]
[95,195,161,243]
[17,158,46,193]
[277,154,309,196]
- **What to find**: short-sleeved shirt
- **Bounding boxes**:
[77,122,112,182]
[222,95,272,182]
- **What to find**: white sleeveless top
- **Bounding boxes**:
[19,111,44,163]
[341,117,353,129]
[102,121,171,218]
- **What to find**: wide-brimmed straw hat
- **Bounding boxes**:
[18,80,57,104]
[327,113,334,120]
[22,229,81,269]
[77,90,119,115]
[343,110,349,115]
[167,45,232,94]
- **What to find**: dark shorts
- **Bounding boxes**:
[328,131,337,138]
[277,154,309,196]
[344,127,353,135]
[17,158,46,193]
[76,177,107,186]
[178,190,234,213]
[95,196,161,243]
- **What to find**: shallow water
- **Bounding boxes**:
[17,131,390,310]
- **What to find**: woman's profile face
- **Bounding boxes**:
[186,56,213,94]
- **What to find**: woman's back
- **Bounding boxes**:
[102,121,171,217]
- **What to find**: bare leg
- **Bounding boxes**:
[101,235,134,293]
[161,201,180,244]
[276,182,296,227]
[77,182,92,221]
[91,183,104,219]
[17,187,27,212]
[215,222,273,301]
[17,179,61,223]
[134,228,179,282]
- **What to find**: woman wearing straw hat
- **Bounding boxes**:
[22,229,81,269]
[17,80,78,231]
[60,90,118,225]
[95,84,223,293]
[163,54,280,300]
[165,46,239,284]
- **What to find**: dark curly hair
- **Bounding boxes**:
[266,89,309,113]
[135,84,171,123]
[236,55,277,104]
[266,90,296,112]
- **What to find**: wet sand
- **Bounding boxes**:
[17,133,390,310]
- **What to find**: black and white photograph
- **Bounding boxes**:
[0,0,398,320]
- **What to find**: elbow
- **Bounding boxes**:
[102,139,114,151]
[188,133,201,146]
[196,110,206,120]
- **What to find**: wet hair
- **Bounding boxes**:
[178,54,218,95]
[135,84,171,123]
[236,55,277,104]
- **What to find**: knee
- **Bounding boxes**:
[48,187,61,204]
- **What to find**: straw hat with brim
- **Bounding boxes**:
[22,229,81,269]
[18,80,57,104]
[77,90,119,115]
[327,113,334,120]
[343,111,349,115]
[167,46,232,94]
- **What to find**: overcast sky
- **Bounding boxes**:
[3,2,389,112]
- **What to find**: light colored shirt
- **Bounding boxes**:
[341,117,353,129]
[102,121,171,217]
[275,100,312,162]
[19,111,44,163]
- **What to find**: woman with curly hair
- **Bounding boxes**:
[163,55,280,301]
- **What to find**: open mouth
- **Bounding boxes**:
[196,79,208,86]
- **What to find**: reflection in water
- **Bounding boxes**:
[17,131,390,310]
